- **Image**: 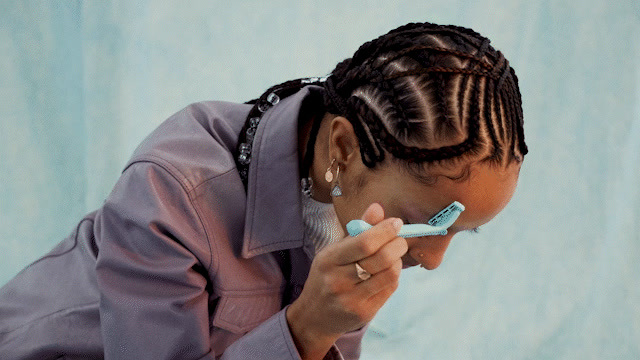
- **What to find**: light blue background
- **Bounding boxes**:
[1,1,639,359]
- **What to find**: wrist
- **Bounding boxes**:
[286,302,340,360]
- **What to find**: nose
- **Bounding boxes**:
[407,233,455,270]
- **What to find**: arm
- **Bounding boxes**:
[285,204,406,360]
[97,161,392,359]
[220,305,359,360]
[96,161,215,359]
[96,161,323,360]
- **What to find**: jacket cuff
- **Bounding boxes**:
[220,306,301,359]
[221,305,347,360]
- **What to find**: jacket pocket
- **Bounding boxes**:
[211,292,281,334]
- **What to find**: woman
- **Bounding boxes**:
[0,22,527,359]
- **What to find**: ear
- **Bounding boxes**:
[328,116,360,168]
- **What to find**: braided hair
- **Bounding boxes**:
[237,22,528,187]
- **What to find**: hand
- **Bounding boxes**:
[286,203,408,359]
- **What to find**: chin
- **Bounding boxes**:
[404,249,447,270]
[402,255,443,270]
[420,263,441,270]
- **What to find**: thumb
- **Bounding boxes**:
[361,203,385,225]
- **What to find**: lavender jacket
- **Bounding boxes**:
[0,86,366,359]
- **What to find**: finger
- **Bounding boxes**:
[356,236,408,275]
[331,217,403,265]
[355,258,402,298]
[361,202,385,226]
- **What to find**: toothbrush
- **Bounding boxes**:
[346,201,465,238]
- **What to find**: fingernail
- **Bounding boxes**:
[393,218,403,231]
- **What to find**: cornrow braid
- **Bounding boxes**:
[236,21,528,189]
[321,21,528,175]
[377,45,493,70]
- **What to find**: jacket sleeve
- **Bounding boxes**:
[220,305,357,360]
[96,160,362,359]
[96,160,217,359]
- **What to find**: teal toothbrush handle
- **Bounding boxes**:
[346,201,465,238]
[346,220,448,238]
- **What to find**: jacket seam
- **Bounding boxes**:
[0,301,99,335]
[246,239,303,254]
[126,155,194,192]
[128,154,238,197]
[10,217,93,275]
[213,286,283,296]
[279,308,301,360]
[191,166,238,193]
[122,158,217,273]
[183,168,239,275]
[188,182,219,276]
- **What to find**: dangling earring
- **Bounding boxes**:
[325,159,342,197]
[324,159,336,183]
[331,166,343,197]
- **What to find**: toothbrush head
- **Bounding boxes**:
[427,201,465,228]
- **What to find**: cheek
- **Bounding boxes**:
[339,176,395,221]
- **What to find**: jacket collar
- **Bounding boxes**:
[241,86,322,258]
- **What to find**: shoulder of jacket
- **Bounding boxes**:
[121,100,252,192]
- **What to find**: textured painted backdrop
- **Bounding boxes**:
[1,1,638,359]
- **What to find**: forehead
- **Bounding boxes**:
[388,162,520,229]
